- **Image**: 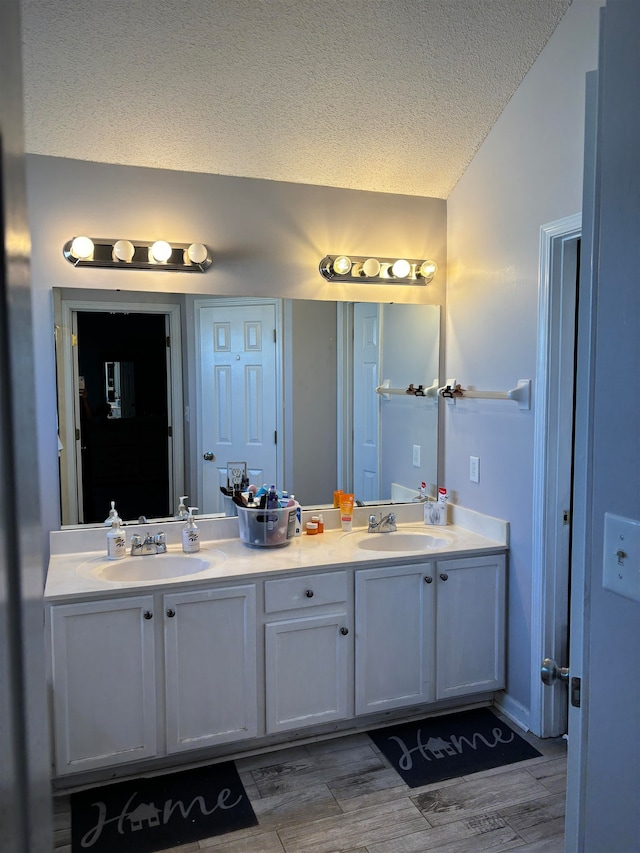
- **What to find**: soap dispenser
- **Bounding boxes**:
[106,512,126,560]
[175,495,189,520]
[182,507,200,553]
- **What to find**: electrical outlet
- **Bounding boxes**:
[470,455,480,483]
[412,445,421,467]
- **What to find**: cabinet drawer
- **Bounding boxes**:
[265,571,348,613]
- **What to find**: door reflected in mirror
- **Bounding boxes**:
[55,289,440,527]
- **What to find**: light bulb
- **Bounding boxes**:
[419,260,437,280]
[112,240,135,262]
[332,255,352,275]
[150,240,173,263]
[70,236,94,260]
[362,258,381,277]
[186,243,208,264]
[390,259,411,278]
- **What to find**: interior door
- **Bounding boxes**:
[352,302,380,501]
[565,4,640,849]
[199,301,279,513]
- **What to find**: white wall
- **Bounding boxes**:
[25,155,446,548]
[445,1,601,720]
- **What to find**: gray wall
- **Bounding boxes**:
[445,1,600,722]
[288,300,338,505]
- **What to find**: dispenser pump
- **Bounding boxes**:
[105,500,119,526]
[182,506,200,553]
[175,495,189,519]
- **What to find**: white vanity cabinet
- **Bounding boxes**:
[263,571,353,733]
[46,524,508,780]
[355,563,436,715]
[355,553,506,716]
[434,554,506,700]
[49,595,157,774]
[163,584,258,753]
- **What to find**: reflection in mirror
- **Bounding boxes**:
[104,361,135,418]
[54,289,440,527]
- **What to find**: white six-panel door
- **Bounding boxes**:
[198,300,280,513]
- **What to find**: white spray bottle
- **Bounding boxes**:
[182,507,200,553]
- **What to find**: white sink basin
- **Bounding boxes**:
[356,531,451,553]
[77,551,225,582]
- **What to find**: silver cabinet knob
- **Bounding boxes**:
[305,589,314,598]
[439,573,449,581]
[340,627,349,635]
[425,576,433,583]
[143,611,153,620]
[166,608,176,618]
[203,451,215,461]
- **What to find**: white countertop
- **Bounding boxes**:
[45,504,508,602]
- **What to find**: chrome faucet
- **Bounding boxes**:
[131,531,167,556]
[368,512,397,533]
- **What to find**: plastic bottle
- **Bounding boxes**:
[182,506,200,553]
[317,513,324,533]
[266,484,279,509]
[106,513,126,560]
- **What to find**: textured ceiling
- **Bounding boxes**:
[19,0,571,199]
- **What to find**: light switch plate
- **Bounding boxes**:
[603,512,640,603]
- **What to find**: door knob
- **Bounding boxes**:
[541,657,569,686]
[203,451,215,461]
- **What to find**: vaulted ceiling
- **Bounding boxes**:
[19,0,571,198]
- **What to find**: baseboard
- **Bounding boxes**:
[494,692,531,733]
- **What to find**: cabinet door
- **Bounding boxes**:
[50,596,157,774]
[355,564,435,715]
[164,585,257,752]
[435,554,506,700]
[265,612,351,733]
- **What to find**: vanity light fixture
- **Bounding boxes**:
[319,254,438,284]
[63,237,213,272]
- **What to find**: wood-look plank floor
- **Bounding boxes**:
[52,712,567,853]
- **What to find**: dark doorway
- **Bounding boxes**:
[77,311,170,522]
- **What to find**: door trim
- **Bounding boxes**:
[55,295,184,524]
[530,213,581,738]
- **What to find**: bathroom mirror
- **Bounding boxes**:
[54,288,440,526]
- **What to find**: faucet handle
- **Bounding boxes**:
[130,533,142,547]
[155,531,166,545]
[369,514,377,525]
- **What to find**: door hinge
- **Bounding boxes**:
[273,329,276,343]
[166,336,171,347]
[563,509,571,525]
[71,333,78,347]
[75,428,80,441]
[274,430,277,444]
[167,425,173,437]
[571,676,581,708]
